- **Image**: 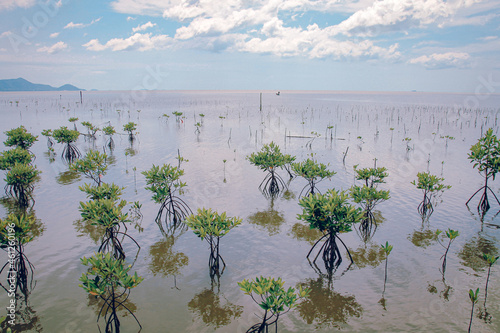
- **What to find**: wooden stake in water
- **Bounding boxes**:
[260,93,262,111]
[80,91,83,104]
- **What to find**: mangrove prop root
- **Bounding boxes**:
[98,226,140,261]
[62,142,81,163]
[357,209,377,242]
[466,185,500,213]
[0,245,35,297]
[259,171,287,198]
[417,193,434,219]
[4,184,35,208]
[307,232,353,273]
[155,194,192,231]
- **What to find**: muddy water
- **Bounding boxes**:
[0,90,499,332]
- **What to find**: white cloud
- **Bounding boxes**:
[132,21,156,32]
[50,32,60,38]
[64,18,102,29]
[0,0,36,11]
[37,41,68,54]
[127,16,136,21]
[409,52,472,69]
[83,33,173,51]
[479,36,498,41]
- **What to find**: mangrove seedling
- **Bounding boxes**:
[238,276,309,333]
[142,164,192,233]
[172,111,183,122]
[0,214,37,296]
[4,163,40,207]
[41,129,54,148]
[0,147,34,170]
[403,137,412,151]
[123,122,137,141]
[102,125,116,150]
[70,150,108,187]
[411,172,451,220]
[381,241,393,297]
[68,117,79,130]
[353,162,388,188]
[79,198,140,260]
[298,189,364,273]
[52,126,81,162]
[482,253,498,307]
[81,121,100,140]
[186,208,241,277]
[79,252,143,333]
[3,126,38,151]
[436,228,459,278]
[291,157,336,197]
[79,183,124,201]
[247,142,295,198]
[468,288,479,333]
[466,128,500,213]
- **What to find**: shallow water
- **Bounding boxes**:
[0,90,499,332]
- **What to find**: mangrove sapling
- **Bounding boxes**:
[102,125,116,150]
[436,229,459,278]
[0,147,34,170]
[70,150,109,187]
[468,288,479,333]
[3,126,38,151]
[79,198,140,260]
[80,182,124,201]
[466,128,500,213]
[411,172,451,220]
[298,189,364,273]
[4,163,40,207]
[79,252,143,333]
[186,208,241,277]
[41,129,54,148]
[238,276,309,333]
[52,126,81,162]
[123,122,137,142]
[0,214,37,296]
[480,253,498,321]
[68,117,79,130]
[247,142,295,198]
[291,157,336,197]
[81,121,100,140]
[353,163,389,188]
[142,164,192,233]
[381,241,393,298]
[350,185,390,242]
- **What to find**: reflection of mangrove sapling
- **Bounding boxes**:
[79,198,139,260]
[4,163,40,207]
[102,125,116,150]
[186,208,241,277]
[298,189,363,272]
[123,122,137,141]
[142,164,192,232]
[466,128,500,212]
[52,126,81,162]
[81,121,100,140]
[468,288,479,333]
[70,150,108,187]
[291,157,336,197]
[411,172,451,219]
[3,126,38,151]
[247,142,295,198]
[436,229,459,277]
[0,214,37,296]
[79,252,143,333]
[238,276,309,333]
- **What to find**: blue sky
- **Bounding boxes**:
[0,0,499,92]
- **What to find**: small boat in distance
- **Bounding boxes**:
[276,91,280,96]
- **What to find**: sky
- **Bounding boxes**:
[0,0,499,92]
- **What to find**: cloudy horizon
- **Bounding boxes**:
[1,0,499,92]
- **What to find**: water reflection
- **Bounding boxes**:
[459,234,499,272]
[349,242,385,268]
[0,293,42,332]
[296,277,362,329]
[289,223,323,245]
[409,228,439,249]
[187,288,243,329]
[247,199,285,236]
[149,235,189,289]
[73,218,105,244]
[56,169,81,185]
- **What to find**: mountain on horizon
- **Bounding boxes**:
[0,78,83,92]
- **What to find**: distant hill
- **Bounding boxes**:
[0,78,83,92]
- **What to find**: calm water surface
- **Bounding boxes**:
[0,90,499,332]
